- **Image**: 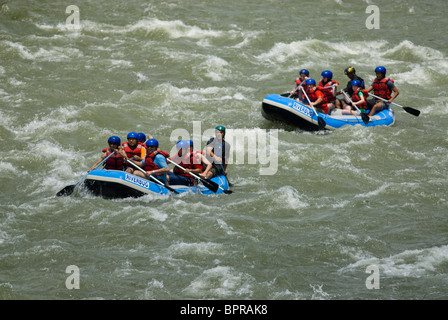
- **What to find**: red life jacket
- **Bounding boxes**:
[372,78,394,100]
[101,147,125,170]
[194,150,206,172]
[351,89,369,109]
[295,78,304,86]
[169,152,202,182]
[143,150,169,176]
[122,142,143,159]
[305,87,328,114]
[318,80,339,103]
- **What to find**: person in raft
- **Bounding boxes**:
[90,136,128,171]
[365,66,400,117]
[185,139,213,179]
[122,132,144,173]
[341,80,370,116]
[167,140,203,186]
[317,70,339,114]
[335,66,366,109]
[301,78,329,113]
[131,139,170,185]
[289,68,310,99]
[205,125,231,179]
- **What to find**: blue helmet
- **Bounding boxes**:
[299,69,310,76]
[145,139,159,148]
[107,136,121,145]
[351,79,362,87]
[375,66,386,74]
[176,140,188,149]
[321,70,333,79]
[127,132,138,140]
[137,132,146,142]
[305,78,316,85]
[185,139,194,146]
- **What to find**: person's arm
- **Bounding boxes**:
[351,92,365,106]
[310,91,324,106]
[90,152,108,171]
[389,84,399,103]
[206,145,222,164]
[149,155,170,175]
[200,154,213,177]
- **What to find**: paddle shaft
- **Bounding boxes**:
[126,159,178,194]
[290,83,334,98]
[167,158,222,193]
[56,151,115,196]
[167,158,205,182]
[369,92,397,105]
[342,91,370,125]
[301,87,320,116]
[300,86,326,129]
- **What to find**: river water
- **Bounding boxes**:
[1,0,448,301]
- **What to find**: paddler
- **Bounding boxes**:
[302,79,328,113]
[91,136,128,171]
[205,126,231,179]
[167,140,203,186]
[335,66,366,109]
[341,80,369,116]
[289,68,310,100]
[365,66,399,117]
[186,140,213,179]
[317,70,338,115]
[131,139,170,184]
[122,132,144,173]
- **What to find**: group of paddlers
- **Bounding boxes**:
[289,66,399,117]
[91,126,230,186]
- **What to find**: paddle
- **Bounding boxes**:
[56,151,115,197]
[300,86,326,130]
[369,93,420,117]
[167,158,227,194]
[219,163,233,187]
[342,91,370,125]
[288,84,302,98]
[126,160,179,194]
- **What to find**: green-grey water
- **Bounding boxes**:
[1,0,448,301]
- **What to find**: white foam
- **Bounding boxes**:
[168,241,224,257]
[2,40,83,61]
[340,245,448,278]
[182,266,254,298]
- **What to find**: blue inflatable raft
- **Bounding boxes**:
[261,94,395,131]
[83,169,230,198]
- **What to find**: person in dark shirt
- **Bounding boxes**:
[335,66,365,109]
[205,126,231,179]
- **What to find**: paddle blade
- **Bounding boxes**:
[317,117,326,130]
[361,113,370,125]
[404,107,420,117]
[56,184,75,197]
[201,178,220,193]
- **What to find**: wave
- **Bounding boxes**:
[339,244,448,278]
